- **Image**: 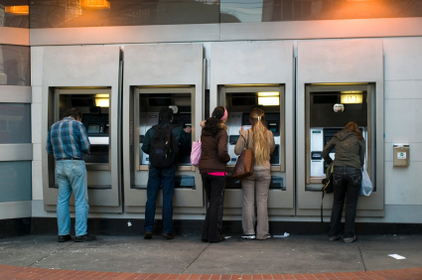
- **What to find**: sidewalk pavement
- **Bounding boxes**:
[0,234,422,279]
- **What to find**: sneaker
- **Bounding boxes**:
[144,232,152,239]
[74,234,96,242]
[257,234,271,240]
[241,234,256,240]
[343,235,357,243]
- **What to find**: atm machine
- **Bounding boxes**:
[307,86,370,187]
[44,87,122,212]
[218,85,286,213]
[123,86,203,214]
[137,95,194,189]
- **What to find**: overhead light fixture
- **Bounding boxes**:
[5,6,29,15]
[257,91,280,97]
[80,0,111,9]
[258,97,279,106]
[95,94,109,107]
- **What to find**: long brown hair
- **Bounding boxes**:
[343,121,364,140]
[250,108,270,165]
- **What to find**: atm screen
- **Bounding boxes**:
[87,124,101,134]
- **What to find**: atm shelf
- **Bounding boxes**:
[49,184,112,189]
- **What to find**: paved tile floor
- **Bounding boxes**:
[1,234,422,279]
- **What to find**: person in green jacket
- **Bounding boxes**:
[322,121,365,243]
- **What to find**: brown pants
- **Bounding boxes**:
[241,168,271,239]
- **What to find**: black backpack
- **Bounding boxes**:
[149,123,179,168]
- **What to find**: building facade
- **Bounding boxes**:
[1,0,422,236]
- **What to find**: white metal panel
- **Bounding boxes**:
[0,86,31,102]
[384,37,422,81]
[30,24,220,46]
[221,18,422,41]
[385,80,422,99]
[32,160,43,200]
[31,47,44,87]
[32,102,42,144]
[0,144,32,161]
[385,162,422,205]
[385,99,422,143]
[0,201,31,219]
[298,40,383,83]
[122,44,205,213]
[29,18,422,46]
[296,39,384,216]
[0,27,29,46]
[210,41,295,215]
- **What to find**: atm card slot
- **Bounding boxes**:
[225,177,241,189]
[311,151,322,160]
[269,176,285,190]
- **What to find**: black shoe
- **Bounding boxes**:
[75,234,96,242]
[144,232,152,239]
[162,233,175,240]
[328,234,341,242]
[209,236,225,243]
[58,234,72,242]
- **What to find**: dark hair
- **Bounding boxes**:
[203,106,225,137]
[344,121,364,140]
[159,107,174,123]
[63,108,82,120]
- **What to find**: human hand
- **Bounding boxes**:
[239,126,244,134]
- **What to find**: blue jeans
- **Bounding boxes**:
[144,165,175,234]
[56,160,89,237]
[329,166,362,239]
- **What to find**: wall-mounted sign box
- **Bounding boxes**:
[393,144,409,167]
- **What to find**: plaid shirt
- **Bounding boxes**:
[47,117,90,160]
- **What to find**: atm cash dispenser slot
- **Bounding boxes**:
[133,175,195,189]
[226,176,285,190]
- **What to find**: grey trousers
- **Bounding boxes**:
[241,168,271,239]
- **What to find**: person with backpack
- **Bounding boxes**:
[198,106,231,243]
[322,121,365,243]
[141,107,191,240]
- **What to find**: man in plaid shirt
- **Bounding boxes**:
[47,108,96,242]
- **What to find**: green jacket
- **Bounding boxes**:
[322,130,365,170]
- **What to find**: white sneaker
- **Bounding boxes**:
[241,234,256,240]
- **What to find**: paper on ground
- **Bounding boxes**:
[388,254,406,260]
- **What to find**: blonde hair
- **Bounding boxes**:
[250,108,270,165]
